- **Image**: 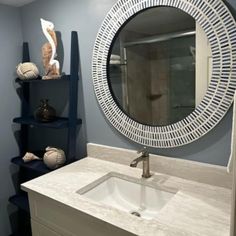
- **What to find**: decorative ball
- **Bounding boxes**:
[16,62,39,80]
[43,147,66,170]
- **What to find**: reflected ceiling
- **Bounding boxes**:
[0,0,35,7]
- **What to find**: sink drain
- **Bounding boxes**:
[130,211,141,217]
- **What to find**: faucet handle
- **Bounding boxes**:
[137,147,149,157]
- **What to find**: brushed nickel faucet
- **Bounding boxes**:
[130,147,151,178]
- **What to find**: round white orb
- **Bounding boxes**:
[43,147,66,170]
[16,62,39,80]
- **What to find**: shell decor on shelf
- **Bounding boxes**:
[43,146,66,170]
[41,18,60,80]
[16,62,39,80]
[22,152,41,163]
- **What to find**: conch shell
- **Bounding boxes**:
[22,152,41,163]
[43,146,66,170]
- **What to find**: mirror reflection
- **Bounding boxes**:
[108,7,212,126]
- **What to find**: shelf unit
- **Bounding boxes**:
[11,156,50,175]
[15,74,70,83]
[9,31,81,236]
[13,116,82,129]
[9,193,29,213]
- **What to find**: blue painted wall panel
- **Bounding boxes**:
[20,0,236,166]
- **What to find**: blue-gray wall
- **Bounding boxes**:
[0,4,22,236]
[20,0,236,166]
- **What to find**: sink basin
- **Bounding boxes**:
[77,172,176,220]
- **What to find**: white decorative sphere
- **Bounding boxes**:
[16,62,39,80]
[43,147,66,170]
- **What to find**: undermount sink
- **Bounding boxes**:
[77,172,176,220]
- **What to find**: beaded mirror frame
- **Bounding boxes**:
[92,0,236,148]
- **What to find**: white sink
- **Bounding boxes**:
[77,172,176,220]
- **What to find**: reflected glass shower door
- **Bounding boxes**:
[108,34,196,126]
[169,36,195,124]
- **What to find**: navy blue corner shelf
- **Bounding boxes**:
[9,31,81,236]
[9,193,29,213]
[11,156,50,174]
[10,234,25,236]
[13,117,82,129]
[10,234,27,236]
[15,74,70,83]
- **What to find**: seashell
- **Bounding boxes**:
[43,146,66,170]
[22,152,41,163]
[16,62,39,80]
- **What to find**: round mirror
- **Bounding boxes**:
[93,0,236,148]
[108,7,212,126]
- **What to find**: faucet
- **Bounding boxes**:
[130,147,151,178]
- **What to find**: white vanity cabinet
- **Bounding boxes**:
[28,191,135,236]
[31,220,61,236]
[21,157,231,236]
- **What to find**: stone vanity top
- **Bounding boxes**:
[21,157,230,236]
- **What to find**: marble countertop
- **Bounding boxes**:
[22,157,231,236]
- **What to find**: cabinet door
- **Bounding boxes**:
[32,219,62,236]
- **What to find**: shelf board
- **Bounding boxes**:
[9,193,29,212]
[10,232,31,236]
[10,233,28,236]
[10,229,31,236]
[13,116,82,129]
[15,74,70,83]
[11,156,51,174]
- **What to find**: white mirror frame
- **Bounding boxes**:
[92,0,236,148]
